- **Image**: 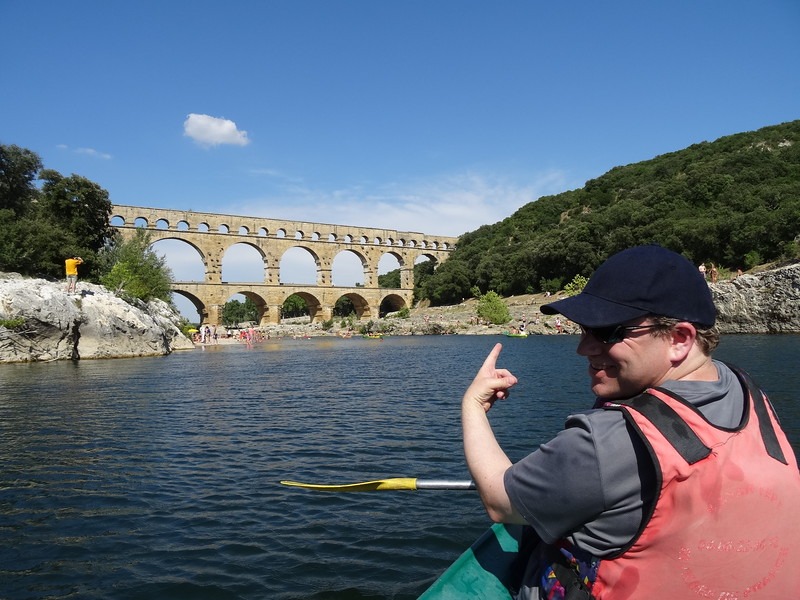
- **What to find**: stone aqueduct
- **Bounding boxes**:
[111,205,459,325]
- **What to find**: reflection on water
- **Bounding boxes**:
[0,334,798,599]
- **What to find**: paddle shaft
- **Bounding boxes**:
[416,480,476,490]
[280,478,475,492]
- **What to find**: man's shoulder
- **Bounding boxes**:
[565,407,628,435]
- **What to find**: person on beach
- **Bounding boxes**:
[64,256,84,294]
[462,244,800,598]
[710,262,719,283]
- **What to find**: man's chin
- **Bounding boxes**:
[591,381,624,401]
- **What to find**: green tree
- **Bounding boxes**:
[476,291,511,325]
[378,269,401,288]
[563,274,589,296]
[100,229,173,302]
[36,169,114,279]
[0,145,115,280]
[0,216,74,278]
[0,145,47,275]
[333,296,356,317]
[0,144,42,214]
[412,259,436,302]
[424,260,472,305]
[282,294,308,318]
[221,297,259,325]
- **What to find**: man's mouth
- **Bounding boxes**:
[590,362,615,374]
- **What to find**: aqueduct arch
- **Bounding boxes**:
[111,205,458,325]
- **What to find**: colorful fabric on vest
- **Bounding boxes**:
[539,544,599,600]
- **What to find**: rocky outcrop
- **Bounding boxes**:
[711,261,800,334]
[393,262,800,336]
[0,273,194,362]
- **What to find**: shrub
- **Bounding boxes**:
[744,251,763,271]
[476,291,511,325]
[539,277,563,294]
[99,229,172,302]
[563,274,588,297]
[0,317,26,330]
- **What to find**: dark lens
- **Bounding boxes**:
[582,325,623,344]
[604,325,626,344]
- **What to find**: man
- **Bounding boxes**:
[462,245,800,598]
[64,256,84,294]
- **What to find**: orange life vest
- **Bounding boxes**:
[587,364,800,598]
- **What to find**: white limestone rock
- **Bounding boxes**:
[0,273,194,362]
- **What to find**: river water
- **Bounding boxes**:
[1,334,798,600]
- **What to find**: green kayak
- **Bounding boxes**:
[419,523,527,599]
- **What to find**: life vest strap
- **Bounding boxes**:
[725,363,787,465]
[608,394,711,464]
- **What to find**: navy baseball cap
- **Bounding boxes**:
[541,245,716,328]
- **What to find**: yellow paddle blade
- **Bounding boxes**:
[280,478,419,492]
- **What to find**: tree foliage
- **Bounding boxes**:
[563,274,588,297]
[99,229,173,302]
[282,294,308,318]
[477,291,511,325]
[420,120,800,305]
[221,297,260,325]
[0,144,115,281]
[379,260,437,304]
[0,144,42,214]
[334,296,356,317]
[1,144,176,306]
[378,269,400,288]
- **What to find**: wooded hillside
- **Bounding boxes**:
[420,120,800,305]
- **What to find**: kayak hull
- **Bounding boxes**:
[419,523,526,599]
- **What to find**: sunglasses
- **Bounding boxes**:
[580,324,660,344]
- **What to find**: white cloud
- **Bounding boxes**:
[236,168,572,237]
[75,147,112,159]
[183,113,250,147]
[57,144,112,159]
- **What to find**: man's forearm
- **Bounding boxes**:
[462,401,523,523]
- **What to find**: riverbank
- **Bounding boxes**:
[218,260,800,341]
[2,259,798,361]
[199,292,567,343]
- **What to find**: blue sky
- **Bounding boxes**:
[2,1,798,319]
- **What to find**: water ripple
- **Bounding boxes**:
[1,335,797,599]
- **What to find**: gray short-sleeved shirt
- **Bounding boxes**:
[503,360,744,557]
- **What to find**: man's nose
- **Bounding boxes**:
[576,332,603,356]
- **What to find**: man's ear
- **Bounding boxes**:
[668,322,697,362]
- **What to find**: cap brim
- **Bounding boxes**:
[541,293,650,328]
